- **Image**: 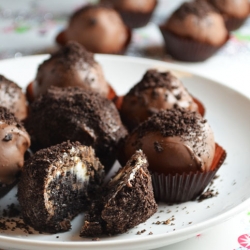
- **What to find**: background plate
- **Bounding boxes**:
[0,55,249,250]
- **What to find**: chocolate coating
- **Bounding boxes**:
[165,1,228,46]
[120,70,198,131]
[18,141,104,233]
[26,87,128,171]
[64,5,130,54]
[121,108,215,175]
[0,107,30,186]
[208,0,249,18]
[0,75,27,120]
[31,42,109,99]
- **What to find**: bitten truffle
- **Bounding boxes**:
[56,5,131,54]
[120,108,215,175]
[120,69,200,131]
[18,141,105,233]
[80,150,157,236]
[0,75,28,120]
[0,107,30,197]
[26,87,127,171]
[26,42,110,102]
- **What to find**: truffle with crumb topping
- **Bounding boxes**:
[18,141,104,233]
[26,42,110,102]
[80,150,157,236]
[26,87,127,172]
[120,69,201,131]
[120,108,215,174]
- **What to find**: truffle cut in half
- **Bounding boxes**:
[80,150,157,236]
[18,141,105,233]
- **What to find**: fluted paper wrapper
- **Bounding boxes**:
[117,9,155,29]
[151,143,226,204]
[159,28,229,62]
[225,16,248,31]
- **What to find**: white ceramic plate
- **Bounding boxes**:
[0,55,249,250]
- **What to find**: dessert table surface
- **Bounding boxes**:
[0,0,250,249]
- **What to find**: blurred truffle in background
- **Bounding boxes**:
[56,5,131,54]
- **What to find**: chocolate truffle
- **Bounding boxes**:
[18,141,105,233]
[160,1,229,61]
[26,42,110,102]
[56,5,131,54]
[80,150,157,236]
[120,69,200,131]
[120,108,215,175]
[0,107,30,197]
[26,87,127,171]
[0,75,28,120]
[101,0,157,29]
[165,1,227,46]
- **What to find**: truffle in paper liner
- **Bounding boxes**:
[151,143,227,204]
[159,28,229,62]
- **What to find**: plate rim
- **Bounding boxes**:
[0,54,249,249]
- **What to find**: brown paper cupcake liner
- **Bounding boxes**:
[159,28,229,62]
[55,27,132,55]
[225,16,248,31]
[151,143,227,204]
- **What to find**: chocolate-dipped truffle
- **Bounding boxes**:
[120,108,226,203]
[0,107,30,197]
[160,1,229,61]
[120,69,201,131]
[0,75,28,120]
[101,0,157,29]
[121,108,215,174]
[56,5,131,54]
[26,87,127,172]
[26,42,110,102]
[207,0,250,30]
[80,150,157,236]
[18,141,104,233]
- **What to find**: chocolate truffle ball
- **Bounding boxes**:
[0,75,27,120]
[0,107,30,197]
[26,87,128,171]
[18,141,104,233]
[120,69,199,131]
[165,1,228,46]
[80,150,157,236]
[120,108,215,175]
[57,5,131,54]
[26,42,110,102]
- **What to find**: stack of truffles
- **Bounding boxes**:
[0,41,226,237]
